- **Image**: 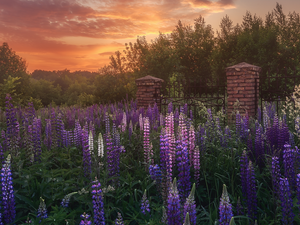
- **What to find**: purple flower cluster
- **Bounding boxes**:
[141,190,150,215]
[114,212,124,225]
[80,212,92,225]
[149,164,162,186]
[283,144,296,188]
[1,154,16,224]
[91,178,105,225]
[143,117,151,168]
[167,178,182,225]
[279,178,294,224]
[61,192,77,208]
[271,156,281,198]
[82,129,92,179]
[246,161,257,221]
[37,197,47,223]
[219,184,233,225]
[183,183,197,225]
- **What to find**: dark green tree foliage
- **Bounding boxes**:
[0,42,31,107]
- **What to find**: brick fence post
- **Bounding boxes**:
[135,75,164,110]
[226,62,261,118]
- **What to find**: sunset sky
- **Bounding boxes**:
[1,0,300,73]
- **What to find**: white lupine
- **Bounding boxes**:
[121,112,127,132]
[98,133,104,158]
[139,113,143,131]
[88,131,93,155]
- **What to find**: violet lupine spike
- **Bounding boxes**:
[141,189,150,215]
[240,150,249,201]
[61,192,77,208]
[37,197,47,223]
[44,119,52,150]
[106,132,115,183]
[114,212,124,225]
[1,154,16,224]
[297,174,300,209]
[92,178,105,225]
[166,112,175,167]
[246,161,257,221]
[33,118,42,162]
[219,184,233,225]
[176,119,191,202]
[80,212,92,225]
[183,183,197,225]
[254,125,264,168]
[271,156,281,198]
[167,178,182,225]
[149,164,162,186]
[279,178,294,225]
[283,144,296,188]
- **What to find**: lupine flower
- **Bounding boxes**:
[167,178,182,225]
[279,178,294,224]
[37,197,48,223]
[188,125,195,168]
[114,212,124,225]
[240,150,248,200]
[283,144,296,188]
[296,174,300,209]
[183,212,190,225]
[91,178,105,225]
[80,212,92,225]
[98,133,104,158]
[141,190,150,215]
[193,146,200,186]
[219,184,233,225]
[143,117,151,168]
[183,183,197,225]
[247,161,257,221]
[1,154,16,224]
[149,164,162,186]
[61,192,77,208]
[271,156,281,198]
[89,131,94,155]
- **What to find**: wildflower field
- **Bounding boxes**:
[1,92,300,225]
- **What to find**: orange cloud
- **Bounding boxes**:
[0,0,236,72]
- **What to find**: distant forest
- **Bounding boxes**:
[0,3,300,109]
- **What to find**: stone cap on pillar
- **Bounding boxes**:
[226,62,261,73]
[135,75,164,86]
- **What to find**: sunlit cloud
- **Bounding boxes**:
[0,0,237,72]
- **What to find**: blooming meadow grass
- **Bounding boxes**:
[1,92,300,224]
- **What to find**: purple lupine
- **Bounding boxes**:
[219,184,233,225]
[141,190,150,215]
[167,178,182,225]
[246,161,257,221]
[283,144,296,188]
[279,178,294,225]
[296,174,300,209]
[44,119,52,150]
[177,114,191,202]
[254,125,264,168]
[183,183,197,225]
[37,197,47,223]
[92,178,105,225]
[61,192,77,208]
[106,132,115,183]
[82,129,92,179]
[32,118,42,162]
[80,212,92,225]
[271,156,281,198]
[1,154,15,224]
[240,150,248,200]
[149,164,162,186]
[0,143,4,165]
[114,212,124,225]
[165,112,175,168]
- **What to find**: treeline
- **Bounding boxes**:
[1,3,300,108]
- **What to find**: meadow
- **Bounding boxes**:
[0,91,300,225]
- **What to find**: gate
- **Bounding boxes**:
[154,79,226,115]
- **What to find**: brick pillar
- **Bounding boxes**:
[135,75,164,110]
[226,62,261,118]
